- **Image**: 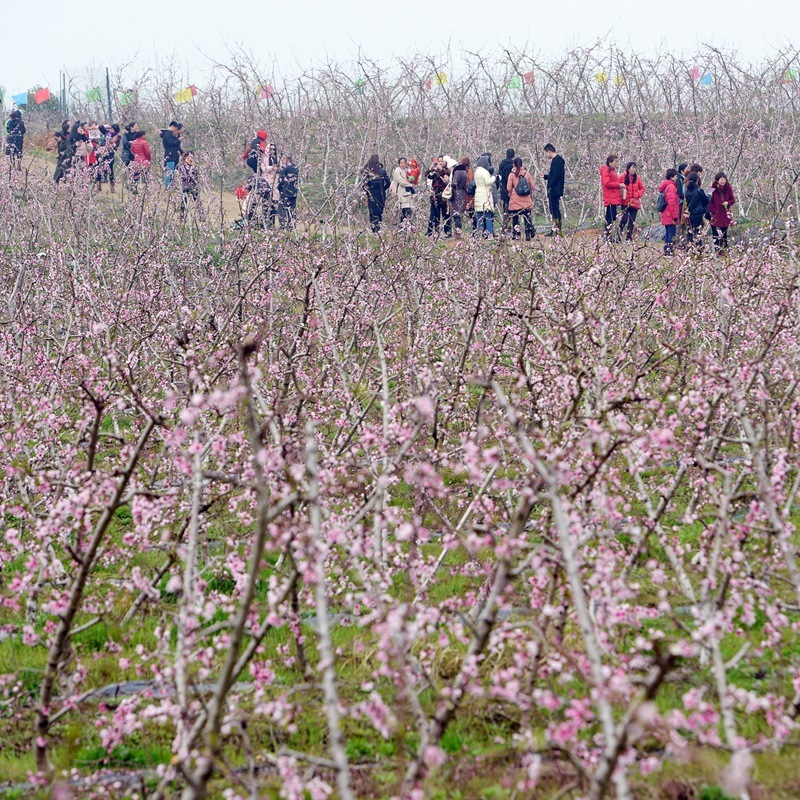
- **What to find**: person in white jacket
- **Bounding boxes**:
[473,154,496,237]
[391,157,414,227]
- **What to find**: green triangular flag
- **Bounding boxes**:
[86,87,102,102]
[353,79,366,96]
[507,76,522,89]
[119,92,133,106]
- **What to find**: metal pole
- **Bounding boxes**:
[106,68,112,120]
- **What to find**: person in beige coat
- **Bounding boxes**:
[392,157,414,226]
[473,154,496,237]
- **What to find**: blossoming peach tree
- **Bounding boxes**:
[1,165,799,800]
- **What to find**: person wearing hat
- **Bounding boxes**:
[245,131,268,174]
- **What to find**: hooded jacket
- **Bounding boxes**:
[709,180,735,227]
[685,181,710,222]
[474,155,495,213]
[658,179,680,226]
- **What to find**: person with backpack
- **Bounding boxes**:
[362,154,391,233]
[506,157,535,240]
[159,121,183,187]
[685,172,710,250]
[473,154,496,238]
[657,168,680,256]
[708,172,735,252]
[5,110,25,169]
[278,154,299,229]
[498,148,515,218]
[543,143,565,236]
[600,154,625,241]
[618,162,645,241]
[426,156,451,237]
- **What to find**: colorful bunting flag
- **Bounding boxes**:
[424,78,432,90]
[12,92,27,106]
[86,87,102,102]
[594,71,608,84]
[689,66,701,81]
[434,72,447,87]
[259,84,275,100]
[174,85,198,103]
[523,71,534,84]
[782,68,798,84]
[700,73,713,86]
[614,75,626,87]
[118,92,134,106]
[507,76,522,89]
[34,87,51,104]
[353,79,366,96]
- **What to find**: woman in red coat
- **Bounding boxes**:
[708,171,735,251]
[600,154,625,241]
[619,161,645,241]
[658,168,680,255]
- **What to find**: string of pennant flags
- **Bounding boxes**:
[4,66,798,111]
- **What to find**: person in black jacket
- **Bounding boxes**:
[684,173,710,251]
[278,155,299,229]
[53,130,74,183]
[543,143,565,235]
[159,121,183,188]
[5,110,25,169]
[362,154,391,233]
[498,148,515,218]
[121,122,139,169]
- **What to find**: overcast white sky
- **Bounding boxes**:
[2,0,797,104]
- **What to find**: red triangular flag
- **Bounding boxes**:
[425,78,432,90]
[523,71,534,84]
[34,87,51,104]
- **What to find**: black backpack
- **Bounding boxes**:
[515,173,531,197]
[466,179,476,196]
[656,191,668,213]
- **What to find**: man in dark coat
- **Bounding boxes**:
[278,154,299,229]
[498,148,515,217]
[543,143,565,235]
[5,110,25,169]
[159,121,183,187]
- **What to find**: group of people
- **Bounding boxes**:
[239,130,299,229]
[4,110,200,215]
[4,108,739,249]
[361,144,566,239]
[601,157,737,253]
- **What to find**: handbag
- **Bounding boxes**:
[442,181,453,201]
